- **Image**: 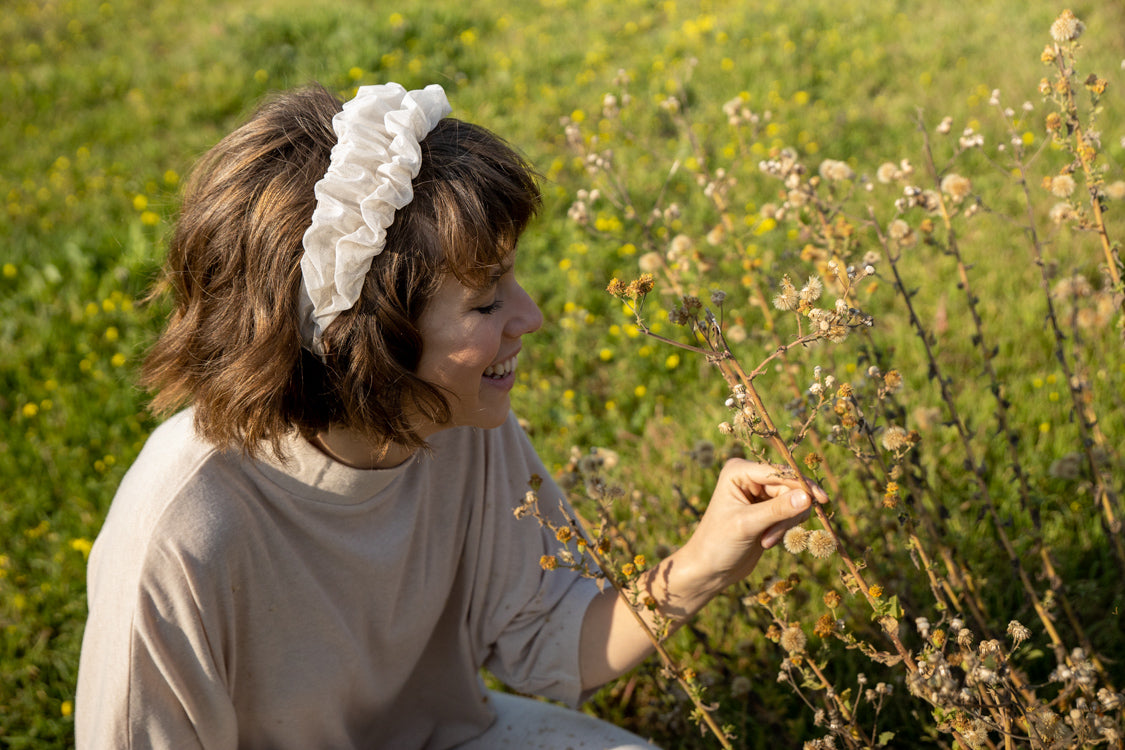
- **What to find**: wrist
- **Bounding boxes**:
[644,543,729,621]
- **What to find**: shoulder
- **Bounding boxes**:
[92,410,263,580]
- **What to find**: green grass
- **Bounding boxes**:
[3,0,1124,747]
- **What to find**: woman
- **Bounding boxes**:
[76,82,820,749]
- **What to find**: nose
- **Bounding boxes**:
[506,280,543,337]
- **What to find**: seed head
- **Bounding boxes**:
[783,526,811,553]
[882,425,910,452]
[1050,9,1085,43]
[888,219,914,245]
[1007,620,1032,645]
[780,624,808,654]
[773,275,799,311]
[668,233,693,258]
[800,275,824,303]
[818,159,854,182]
[940,173,972,202]
[638,251,663,273]
[883,370,903,393]
[807,529,837,558]
[1104,180,1125,201]
[1049,174,1076,198]
[1049,202,1077,224]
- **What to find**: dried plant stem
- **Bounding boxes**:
[710,333,920,674]
[1052,50,1122,291]
[716,207,855,530]
[923,136,1111,667]
[929,127,1119,688]
[1007,153,1125,576]
[562,512,735,750]
[871,210,1079,692]
[675,95,858,530]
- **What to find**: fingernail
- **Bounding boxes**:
[791,492,809,509]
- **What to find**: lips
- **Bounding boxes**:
[483,354,518,379]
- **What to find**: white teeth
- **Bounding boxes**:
[484,355,517,378]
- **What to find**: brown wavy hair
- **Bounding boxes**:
[141,83,541,457]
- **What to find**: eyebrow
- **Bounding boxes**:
[486,259,515,283]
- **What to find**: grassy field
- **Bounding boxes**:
[2,0,1124,747]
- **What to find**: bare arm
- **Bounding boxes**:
[578,458,823,689]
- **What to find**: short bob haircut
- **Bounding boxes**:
[142,84,542,458]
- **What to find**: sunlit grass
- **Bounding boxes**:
[2,0,1123,746]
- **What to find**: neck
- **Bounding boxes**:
[311,427,416,470]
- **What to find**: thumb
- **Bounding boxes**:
[759,489,812,548]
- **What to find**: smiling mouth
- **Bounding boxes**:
[483,355,518,379]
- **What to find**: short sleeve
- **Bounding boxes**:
[467,414,601,707]
[77,454,240,749]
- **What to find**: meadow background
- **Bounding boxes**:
[2,0,1124,747]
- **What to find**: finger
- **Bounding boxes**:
[761,510,810,548]
[752,488,812,547]
[725,459,829,503]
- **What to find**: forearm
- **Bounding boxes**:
[576,459,817,690]
[577,544,727,690]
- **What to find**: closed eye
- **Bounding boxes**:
[475,300,504,315]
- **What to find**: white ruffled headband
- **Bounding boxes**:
[298,82,452,357]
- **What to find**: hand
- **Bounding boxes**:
[680,458,827,590]
[579,458,828,688]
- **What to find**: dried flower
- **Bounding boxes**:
[888,219,914,246]
[773,275,799,311]
[780,624,807,654]
[1007,620,1032,645]
[638,251,663,273]
[883,481,900,509]
[1104,180,1125,201]
[882,425,910,452]
[540,555,558,570]
[1049,202,1077,223]
[818,159,854,182]
[807,529,837,558]
[1050,9,1085,43]
[627,274,655,299]
[799,275,824,304]
[783,526,810,553]
[883,370,903,392]
[940,173,972,202]
[814,613,835,638]
[876,162,899,183]
[668,233,693,258]
[1049,174,1077,198]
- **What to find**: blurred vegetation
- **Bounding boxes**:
[2,0,1123,747]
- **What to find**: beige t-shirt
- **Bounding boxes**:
[76,409,598,749]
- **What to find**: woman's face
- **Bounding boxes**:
[413,257,543,434]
